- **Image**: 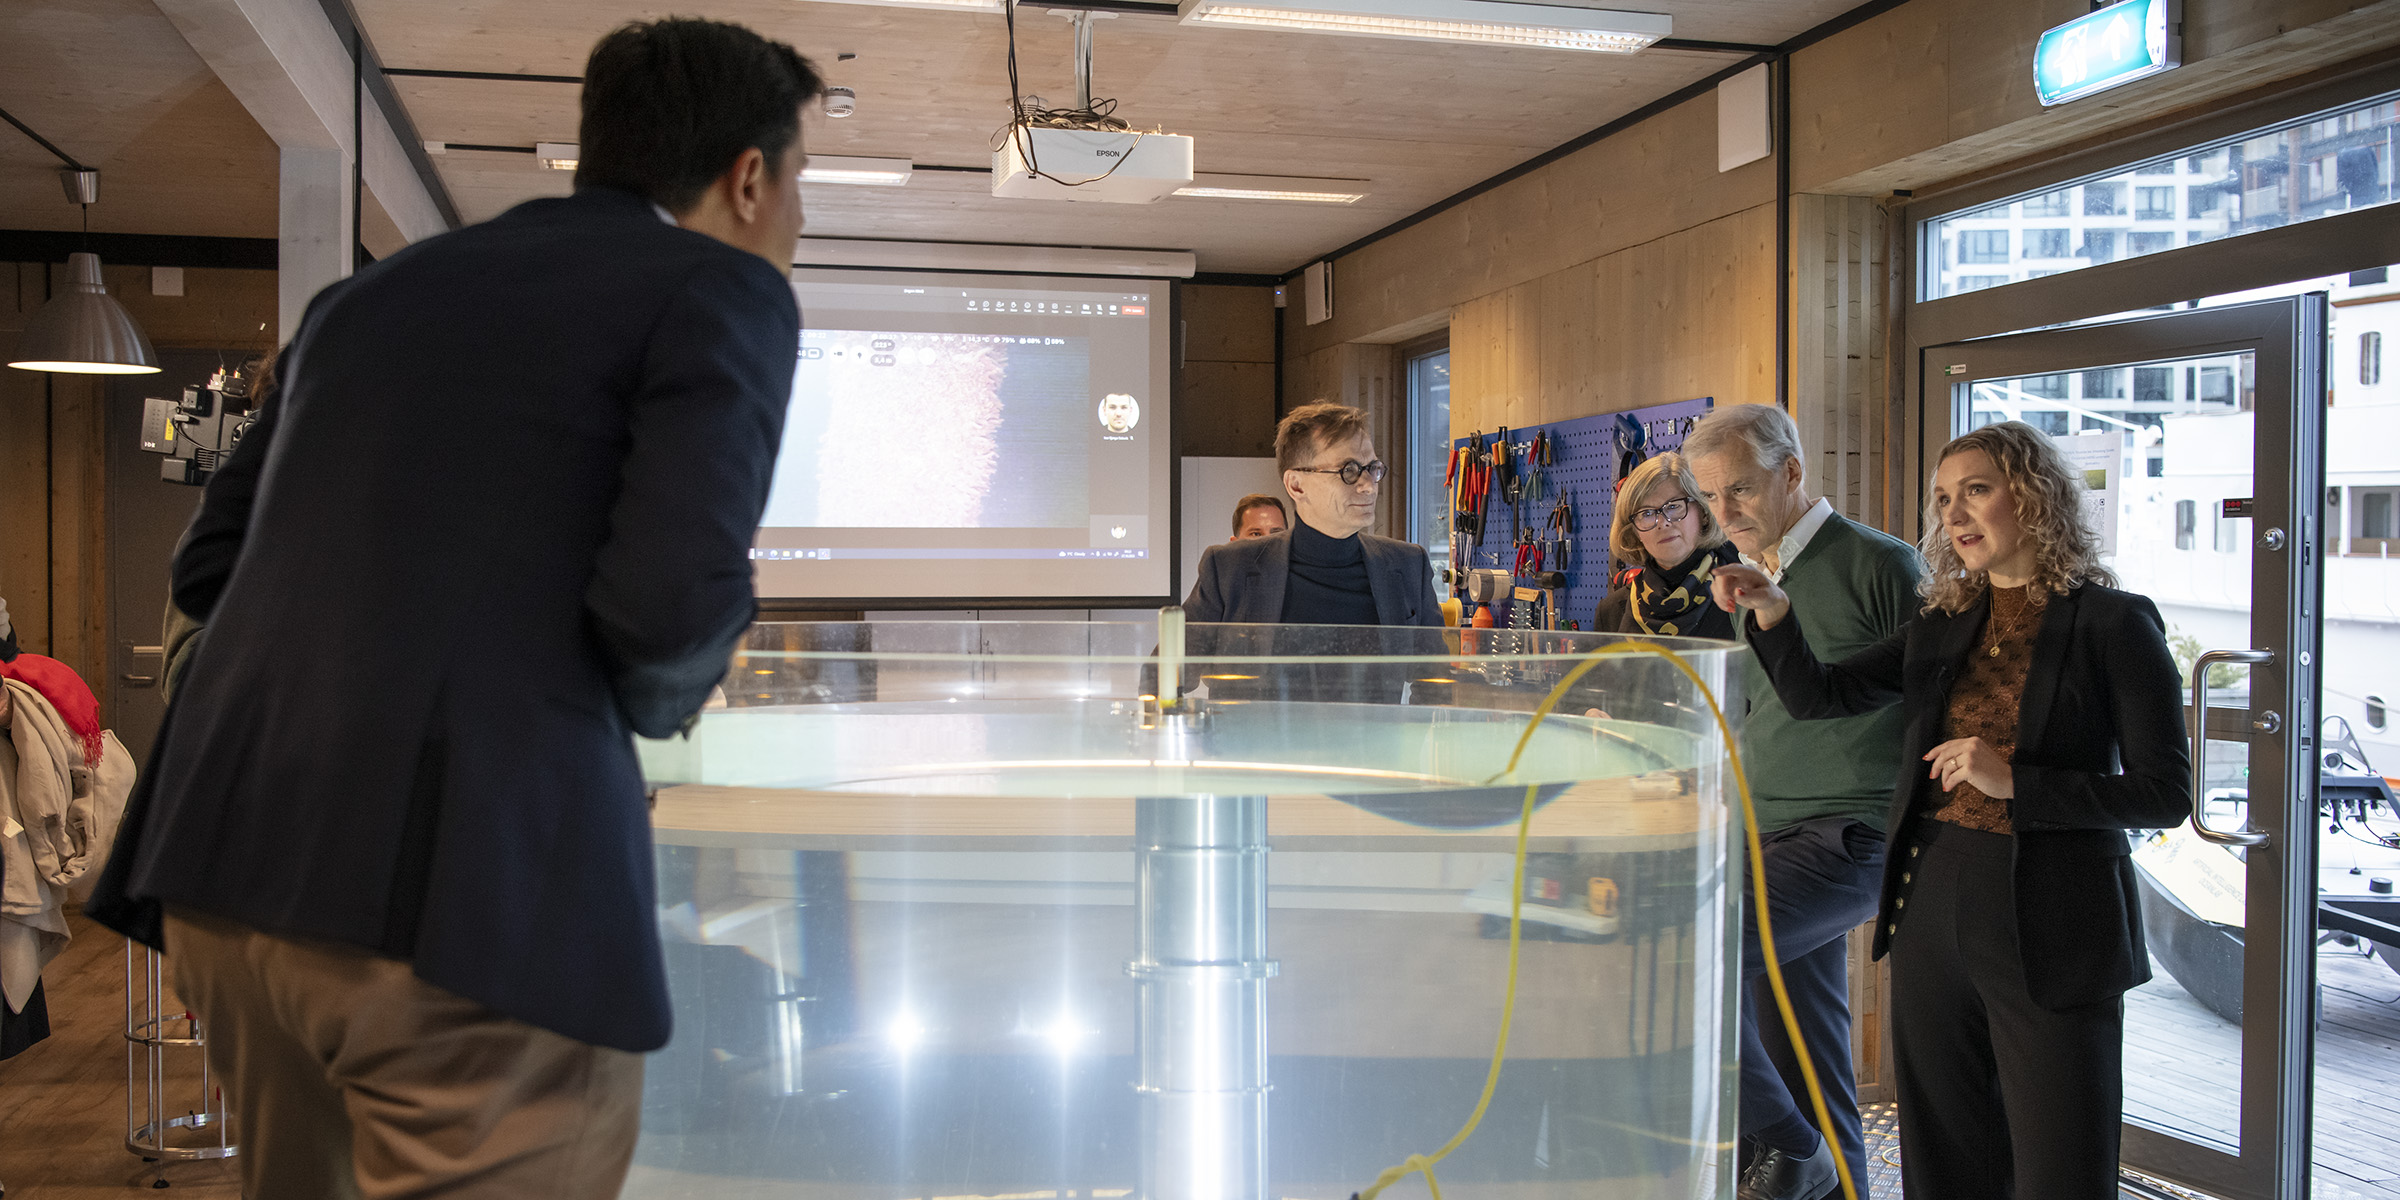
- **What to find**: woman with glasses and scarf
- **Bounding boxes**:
[1592,452,1741,640]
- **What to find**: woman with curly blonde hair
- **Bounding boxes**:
[1709,420,2190,1200]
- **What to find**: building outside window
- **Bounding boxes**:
[2134,366,2175,404]
[1923,88,2400,299]
[2214,505,2242,553]
[1959,230,2009,264]
[1956,275,2009,292]
[2176,500,2197,550]
[1405,342,1452,569]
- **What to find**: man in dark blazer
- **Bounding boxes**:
[1184,403,1442,629]
[87,21,821,1200]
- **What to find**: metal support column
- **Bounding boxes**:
[1130,785,1275,1200]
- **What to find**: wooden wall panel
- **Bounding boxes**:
[1178,361,1277,458]
[1792,0,2400,196]
[1449,204,1777,435]
[0,262,274,714]
[1177,284,1278,459]
[1286,94,1777,358]
[0,265,51,656]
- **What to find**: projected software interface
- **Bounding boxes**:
[752,269,1174,602]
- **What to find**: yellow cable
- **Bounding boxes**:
[1356,640,1861,1200]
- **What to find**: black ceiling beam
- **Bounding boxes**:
[0,230,278,270]
[1657,38,1779,54]
[0,104,89,171]
[384,67,584,84]
[1280,0,1917,278]
[312,0,464,230]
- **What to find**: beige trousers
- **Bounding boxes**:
[163,908,643,1200]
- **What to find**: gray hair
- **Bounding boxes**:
[1683,403,1804,478]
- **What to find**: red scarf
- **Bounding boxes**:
[1,654,105,767]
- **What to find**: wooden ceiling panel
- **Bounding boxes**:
[0,0,278,238]
[364,0,1767,271]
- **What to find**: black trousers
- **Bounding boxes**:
[1740,816,1884,1190]
[1890,822,2124,1200]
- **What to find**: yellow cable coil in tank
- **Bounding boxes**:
[1354,639,1861,1200]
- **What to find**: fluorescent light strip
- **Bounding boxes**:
[535,141,578,171]
[1179,0,1668,52]
[801,155,914,186]
[1173,185,1365,203]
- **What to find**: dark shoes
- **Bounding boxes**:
[1737,1136,1839,1200]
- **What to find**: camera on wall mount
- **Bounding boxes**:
[139,365,256,486]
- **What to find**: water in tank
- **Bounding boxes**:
[627,618,1746,1200]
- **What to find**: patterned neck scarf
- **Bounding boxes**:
[1633,543,1739,637]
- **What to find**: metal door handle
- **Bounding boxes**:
[121,674,157,686]
[2190,649,2272,847]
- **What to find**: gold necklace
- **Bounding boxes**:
[1983,587,2032,658]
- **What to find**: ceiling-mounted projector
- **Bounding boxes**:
[992,125,1195,204]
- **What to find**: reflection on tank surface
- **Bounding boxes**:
[627,620,1743,1200]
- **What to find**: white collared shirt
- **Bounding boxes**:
[1744,496,1835,583]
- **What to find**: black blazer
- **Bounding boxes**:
[1747,581,2191,1010]
[1183,529,1443,627]
[87,186,799,1052]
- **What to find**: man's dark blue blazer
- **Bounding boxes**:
[87,186,799,1053]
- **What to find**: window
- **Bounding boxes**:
[2199,366,2236,406]
[2022,191,2071,217]
[1955,275,2010,292]
[1405,342,1451,565]
[2371,695,2390,733]
[2134,367,2175,404]
[2029,411,2069,435]
[1958,230,2009,264]
[2026,228,2070,258]
[2081,368,2127,399]
[2363,490,2398,540]
[2175,500,2197,550]
[2214,505,2241,553]
[2020,374,2070,400]
[2365,331,2384,387]
[1923,86,2400,298]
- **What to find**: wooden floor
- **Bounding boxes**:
[4,909,2396,1200]
[0,911,239,1199]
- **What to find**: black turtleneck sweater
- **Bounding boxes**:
[1280,520,1380,625]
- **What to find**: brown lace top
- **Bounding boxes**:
[1928,585,2043,834]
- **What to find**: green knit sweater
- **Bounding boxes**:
[1739,511,1924,832]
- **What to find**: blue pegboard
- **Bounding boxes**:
[1449,397,1715,630]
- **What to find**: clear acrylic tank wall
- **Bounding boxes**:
[628,619,1745,1200]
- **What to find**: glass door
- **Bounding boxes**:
[1924,296,2326,1200]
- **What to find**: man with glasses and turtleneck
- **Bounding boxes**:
[1183,403,1442,629]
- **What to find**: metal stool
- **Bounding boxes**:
[125,940,234,1188]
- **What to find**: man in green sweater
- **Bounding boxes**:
[1687,404,1922,1200]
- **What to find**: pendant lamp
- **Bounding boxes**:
[6,169,160,375]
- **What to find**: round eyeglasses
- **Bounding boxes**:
[1631,497,1694,531]
[1292,459,1387,486]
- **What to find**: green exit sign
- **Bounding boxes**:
[2033,0,2180,107]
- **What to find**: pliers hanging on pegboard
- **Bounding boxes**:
[1544,494,1573,574]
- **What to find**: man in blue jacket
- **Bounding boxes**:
[87,20,820,1199]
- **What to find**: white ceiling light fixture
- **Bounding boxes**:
[1173,173,1368,203]
[535,142,579,171]
[1177,0,1669,52]
[797,238,1196,278]
[800,155,914,186]
[7,169,159,376]
[806,0,1003,11]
